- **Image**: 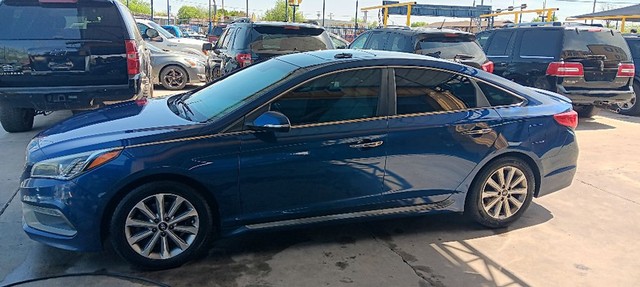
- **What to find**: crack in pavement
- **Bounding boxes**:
[0,189,20,218]
[577,179,640,206]
[368,230,444,287]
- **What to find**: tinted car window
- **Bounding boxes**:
[386,32,413,53]
[416,37,485,60]
[477,82,522,106]
[476,31,492,48]
[272,69,381,125]
[562,30,632,61]
[486,30,514,56]
[220,27,235,49]
[350,32,370,49]
[0,2,125,41]
[365,32,388,50]
[519,30,561,58]
[627,39,640,57]
[249,26,330,52]
[394,68,477,114]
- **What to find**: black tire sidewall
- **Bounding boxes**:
[0,106,35,133]
[466,157,535,228]
[160,65,188,90]
[619,82,640,116]
[110,181,212,270]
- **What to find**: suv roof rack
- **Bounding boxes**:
[379,25,411,30]
[231,18,252,24]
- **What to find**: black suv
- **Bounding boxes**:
[0,0,152,132]
[620,35,640,116]
[349,27,494,73]
[213,21,333,76]
[479,24,635,117]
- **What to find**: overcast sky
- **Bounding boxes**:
[151,0,636,24]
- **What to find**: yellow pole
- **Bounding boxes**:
[406,4,412,26]
[546,10,553,21]
[621,17,626,32]
[384,7,389,27]
[514,13,519,23]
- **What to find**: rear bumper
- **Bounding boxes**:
[0,79,141,111]
[556,85,634,105]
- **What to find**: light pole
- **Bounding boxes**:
[322,0,326,26]
[285,1,289,22]
[591,0,597,24]
[246,0,249,20]
[209,0,213,34]
[354,0,359,36]
[151,0,154,21]
[167,0,170,25]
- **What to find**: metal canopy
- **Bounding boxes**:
[568,4,640,31]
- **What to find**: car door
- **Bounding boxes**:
[484,30,516,78]
[216,27,239,75]
[382,67,504,206]
[237,68,389,224]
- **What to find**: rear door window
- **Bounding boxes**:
[364,31,388,50]
[518,29,561,58]
[386,33,413,53]
[486,30,515,56]
[416,36,485,60]
[0,2,126,41]
[477,82,523,106]
[249,26,331,52]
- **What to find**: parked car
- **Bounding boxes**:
[619,35,640,116]
[207,25,226,43]
[0,0,152,133]
[161,25,185,38]
[213,21,333,76]
[148,44,209,90]
[479,23,635,117]
[350,27,494,73]
[20,49,578,269]
[136,19,212,57]
[329,32,349,49]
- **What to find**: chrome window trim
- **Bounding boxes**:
[389,66,527,119]
[520,55,555,59]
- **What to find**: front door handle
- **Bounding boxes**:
[461,128,493,136]
[349,140,384,149]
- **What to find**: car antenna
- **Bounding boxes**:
[439,19,446,29]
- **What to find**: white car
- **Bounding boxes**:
[136,19,211,57]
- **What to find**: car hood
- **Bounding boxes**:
[30,97,201,159]
[169,37,208,46]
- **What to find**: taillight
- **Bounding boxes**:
[617,63,635,77]
[481,61,494,73]
[125,40,140,76]
[236,53,252,68]
[554,110,578,129]
[546,62,584,77]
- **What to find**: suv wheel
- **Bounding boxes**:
[574,105,600,118]
[0,106,35,133]
[161,66,188,90]
[618,82,640,116]
[465,157,535,228]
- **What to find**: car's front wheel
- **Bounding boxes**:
[465,157,535,228]
[160,65,188,90]
[110,181,213,269]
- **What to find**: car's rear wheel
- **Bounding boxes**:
[574,105,599,118]
[618,82,640,116]
[160,66,188,90]
[465,157,535,228]
[110,181,212,269]
[0,106,35,133]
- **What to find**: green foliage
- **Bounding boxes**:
[177,6,207,21]
[411,21,427,27]
[217,9,246,17]
[262,0,305,22]
[118,0,151,15]
[532,15,558,22]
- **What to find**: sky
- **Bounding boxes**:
[150,0,638,24]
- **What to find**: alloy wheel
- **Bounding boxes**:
[481,166,528,220]
[163,68,186,89]
[618,94,636,111]
[124,193,199,260]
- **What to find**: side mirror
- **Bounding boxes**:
[145,28,160,39]
[202,43,214,51]
[247,111,291,133]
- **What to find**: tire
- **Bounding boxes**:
[465,157,535,228]
[0,106,35,133]
[618,82,640,116]
[110,181,213,270]
[160,65,188,90]
[574,105,600,118]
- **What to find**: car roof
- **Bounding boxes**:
[277,49,448,68]
[231,21,325,30]
[368,27,473,36]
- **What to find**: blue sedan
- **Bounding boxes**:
[20,50,578,269]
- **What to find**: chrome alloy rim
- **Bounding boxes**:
[618,94,636,111]
[163,68,186,88]
[481,166,528,220]
[125,193,199,259]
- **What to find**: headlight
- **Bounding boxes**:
[31,148,122,180]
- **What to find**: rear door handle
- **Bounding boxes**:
[349,140,384,149]
[461,128,492,135]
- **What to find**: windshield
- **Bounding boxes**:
[178,59,299,122]
[146,21,176,39]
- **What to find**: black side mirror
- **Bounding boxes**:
[145,28,160,39]
[202,43,214,51]
[247,111,291,133]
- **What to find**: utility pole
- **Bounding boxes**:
[151,0,154,21]
[209,0,213,34]
[591,0,597,24]
[167,0,170,25]
[246,0,249,20]
[354,0,358,36]
[286,1,289,22]
[322,0,326,26]
[126,0,129,7]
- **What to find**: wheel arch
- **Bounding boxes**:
[99,173,220,245]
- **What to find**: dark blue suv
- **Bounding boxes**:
[20,50,578,269]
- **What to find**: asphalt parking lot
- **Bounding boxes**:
[1,87,639,287]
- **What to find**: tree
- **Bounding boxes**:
[262,0,305,22]
[177,6,207,21]
[411,21,428,27]
[118,0,151,15]
[217,9,246,17]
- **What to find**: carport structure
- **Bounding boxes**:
[567,4,640,32]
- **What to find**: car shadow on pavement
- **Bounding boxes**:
[598,110,640,125]
[577,117,616,131]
